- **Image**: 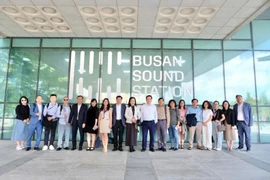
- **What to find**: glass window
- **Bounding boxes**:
[0,38,10,47]
[69,49,100,104]
[223,40,252,50]
[6,48,39,103]
[72,39,100,48]
[252,20,270,50]
[231,23,251,39]
[3,103,17,139]
[42,38,70,48]
[163,39,191,49]
[193,40,221,49]
[100,49,131,103]
[194,50,224,102]
[12,38,40,47]
[251,107,258,143]
[254,51,270,105]
[132,49,162,104]
[258,107,270,142]
[224,51,256,104]
[163,50,193,104]
[0,49,9,102]
[133,39,161,49]
[102,39,130,48]
[38,49,69,102]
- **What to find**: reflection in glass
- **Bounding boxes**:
[0,49,9,102]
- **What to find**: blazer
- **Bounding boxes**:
[112,103,126,127]
[29,103,44,125]
[68,103,88,126]
[233,102,253,126]
[125,106,140,124]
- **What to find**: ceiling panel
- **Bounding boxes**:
[52,0,75,6]
[30,0,54,6]
[222,0,249,7]
[181,0,204,7]
[159,0,183,7]
[9,0,33,6]
[116,0,138,6]
[73,0,96,6]
[244,0,269,8]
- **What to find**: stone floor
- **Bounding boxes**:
[0,141,270,180]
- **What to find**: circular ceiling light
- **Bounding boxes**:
[175,18,190,25]
[41,25,54,31]
[33,17,46,23]
[107,26,119,31]
[180,8,195,15]
[160,8,175,15]
[104,17,117,24]
[122,18,135,24]
[156,26,168,32]
[188,27,201,32]
[123,26,135,31]
[90,26,102,31]
[121,7,135,15]
[58,26,70,31]
[86,17,99,23]
[2,7,18,14]
[200,8,215,16]
[22,7,38,14]
[172,26,185,32]
[82,7,96,15]
[158,18,171,24]
[42,7,57,14]
[24,25,38,31]
[50,17,64,23]
[193,18,208,25]
[14,17,29,23]
[101,7,115,15]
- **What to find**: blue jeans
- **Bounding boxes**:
[27,121,42,148]
[168,125,179,148]
[57,124,70,148]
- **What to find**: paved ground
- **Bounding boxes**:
[0,141,270,180]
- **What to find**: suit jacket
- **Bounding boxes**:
[29,103,44,125]
[125,106,140,124]
[112,103,126,127]
[68,103,88,126]
[233,102,253,126]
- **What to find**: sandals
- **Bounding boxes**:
[86,147,91,151]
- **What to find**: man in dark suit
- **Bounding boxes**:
[112,95,126,151]
[68,95,87,151]
[233,95,253,152]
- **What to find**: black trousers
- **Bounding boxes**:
[72,120,84,148]
[113,120,124,148]
[44,121,57,146]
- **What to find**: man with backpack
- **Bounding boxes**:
[56,96,71,151]
[156,98,170,152]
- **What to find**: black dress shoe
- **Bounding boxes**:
[247,148,251,152]
[79,147,82,151]
[25,147,31,151]
[173,148,178,151]
[112,148,118,151]
[56,147,62,151]
[169,147,174,150]
[149,148,155,152]
[64,147,70,150]
[236,147,243,151]
[162,148,166,152]
[156,148,162,151]
[34,147,41,151]
[141,148,146,152]
[71,147,76,151]
[119,148,123,151]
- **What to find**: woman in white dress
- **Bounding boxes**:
[202,100,213,151]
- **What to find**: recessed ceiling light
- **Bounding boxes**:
[121,7,135,15]
[2,7,18,14]
[58,26,70,31]
[24,25,38,31]
[156,26,168,32]
[172,26,185,32]
[101,7,115,15]
[104,17,117,24]
[14,17,29,23]
[86,17,99,23]
[160,8,175,15]
[107,26,119,31]
[123,26,135,31]
[42,7,57,14]
[180,8,195,15]
[188,27,201,32]
[90,26,102,31]
[33,17,46,23]
[22,7,38,14]
[82,7,96,15]
[193,18,208,25]
[158,18,171,25]
[200,8,215,16]
[41,25,54,31]
[122,18,135,24]
[175,18,190,25]
[50,17,64,23]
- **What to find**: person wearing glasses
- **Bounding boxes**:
[56,96,71,151]
[11,96,30,150]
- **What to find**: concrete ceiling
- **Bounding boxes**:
[0,0,269,39]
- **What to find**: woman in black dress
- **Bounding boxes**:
[85,98,99,151]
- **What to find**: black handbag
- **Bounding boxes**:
[42,115,52,127]
[186,114,197,127]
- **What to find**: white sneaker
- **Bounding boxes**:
[42,145,48,151]
[216,148,222,151]
[49,145,55,150]
[213,147,217,150]
[16,146,22,151]
[21,145,25,150]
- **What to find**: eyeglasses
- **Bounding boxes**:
[64,99,69,101]
[21,99,27,102]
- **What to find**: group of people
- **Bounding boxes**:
[11,94,253,153]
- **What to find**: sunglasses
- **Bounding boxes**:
[21,99,27,102]
[64,99,69,101]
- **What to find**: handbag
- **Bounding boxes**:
[217,124,226,132]
[95,136,101,148]
[42,115,52,127]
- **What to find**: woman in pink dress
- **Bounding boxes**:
[178,100,187,149]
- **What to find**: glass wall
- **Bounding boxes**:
[0,19,270,142]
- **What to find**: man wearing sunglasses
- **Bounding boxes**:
[56,96,71,151]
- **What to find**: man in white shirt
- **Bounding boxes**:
[140,95,158,152]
